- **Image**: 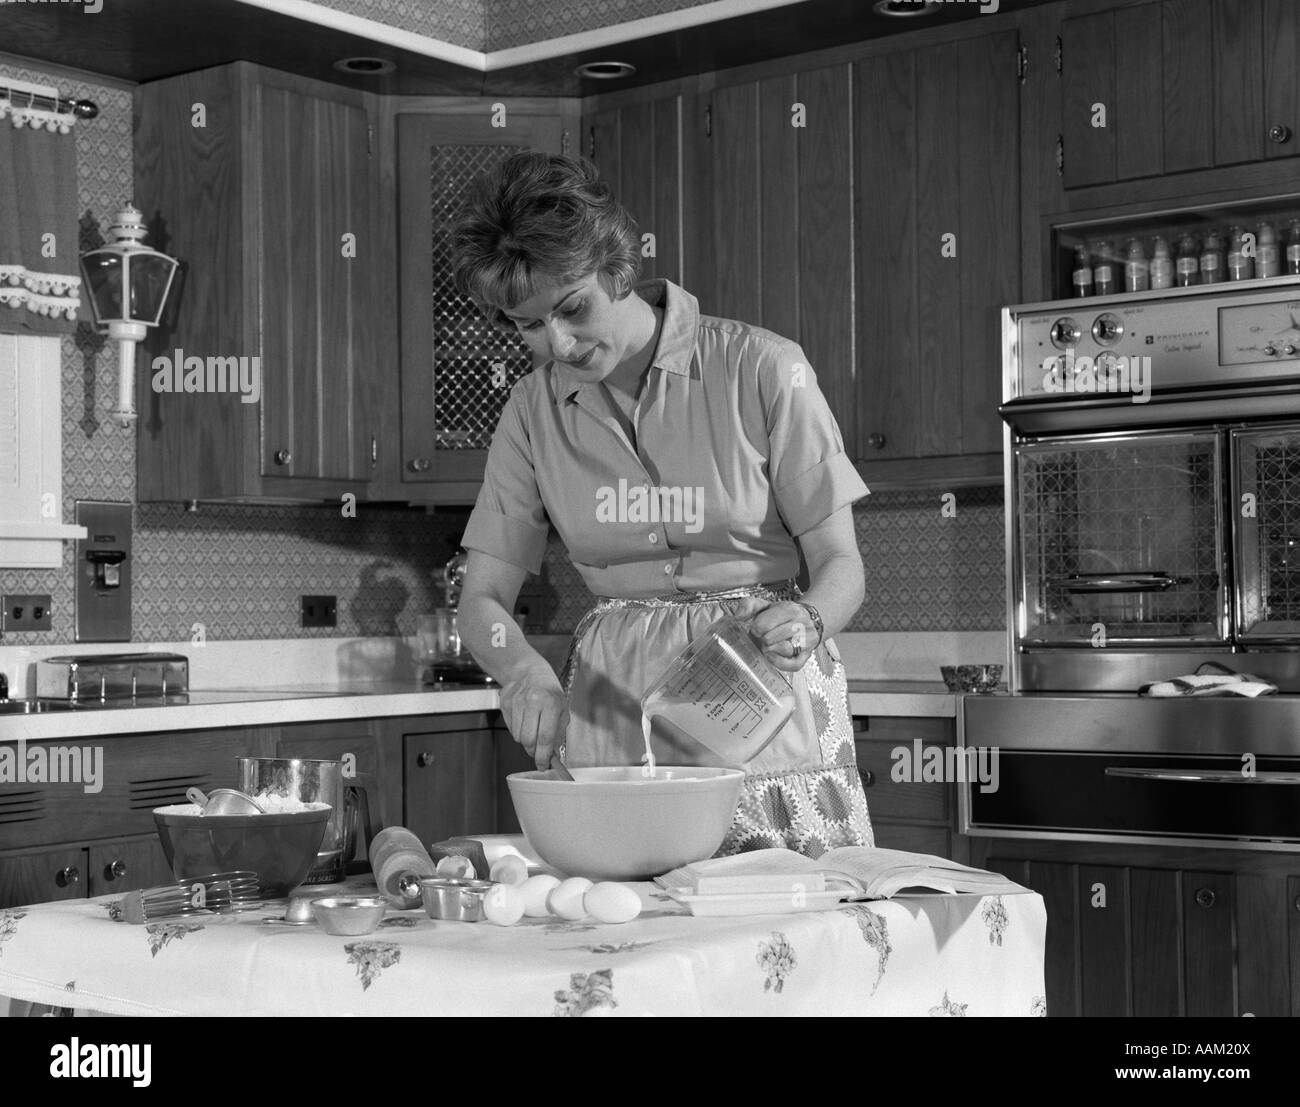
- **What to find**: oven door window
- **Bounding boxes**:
[970,751,1300,844]
[1235,425,1300,641]
[1016,432,1225,644]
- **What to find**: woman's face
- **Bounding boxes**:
[502,272,635,384]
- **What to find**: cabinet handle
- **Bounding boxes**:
[274,449,292,466]
[1269,123,1292,144]
[409,457,432,473]
[867,433,887,450]
[107,860,128,880]
[371,436,378,466]
[858,768,874,788]
[56,865,80,888]
[1194,887,1216,908]
[417,751,435,767]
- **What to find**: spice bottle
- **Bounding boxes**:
[1288,219,1300,275]
[1257,221,1281,278]
[1072,244,1093,297]
[1092,240,1117,296]
[1200,230,1226,284]
[1149,236,1174,289]
[1124,238,1150,292]
[1227,225,1254,281]
[1176,233,1200,287]
[369,826,436,909]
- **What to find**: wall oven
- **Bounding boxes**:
[962,277,1300,849]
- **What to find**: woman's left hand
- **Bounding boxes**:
[737,599,821,672]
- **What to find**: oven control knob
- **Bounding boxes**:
[1092,313,1124,345]
[1095,351,1122,385]
[1049,318,1082,349]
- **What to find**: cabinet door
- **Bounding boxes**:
[403,725,496,845]
[854,29,1019,473]
[396,110,567,497]
[494,722,537,835]
[88,836,175,897]
[256,73,381,485]
[0,846,87,909]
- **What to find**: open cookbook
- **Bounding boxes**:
[655,847,1025,914]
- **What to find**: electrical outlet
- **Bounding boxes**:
[3,594,53,632]
[301,595,337,628]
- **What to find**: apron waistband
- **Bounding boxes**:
[559,579,799,695]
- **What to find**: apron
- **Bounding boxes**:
[559,581,874,858]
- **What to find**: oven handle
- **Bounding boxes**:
[1104,767,1300,784]
[1057,574,1187,593]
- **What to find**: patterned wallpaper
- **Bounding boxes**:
[0,61,1004,649]
[277,0,731,51]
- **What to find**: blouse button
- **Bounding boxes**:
[648,532,659,544]
[663,563,673,574]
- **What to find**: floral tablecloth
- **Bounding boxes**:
[0,878,1047,1017]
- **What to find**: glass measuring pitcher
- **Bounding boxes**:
[640,616,796,765]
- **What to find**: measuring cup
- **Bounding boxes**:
[640,616,796,765]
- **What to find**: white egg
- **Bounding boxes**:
[584,882,642,924]
[489,855,530,887]
[436,855,477,880]
[520,874,561,917]
[547,877,593,920]
[481,884,526,926]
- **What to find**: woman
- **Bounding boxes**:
[454,151,873,856]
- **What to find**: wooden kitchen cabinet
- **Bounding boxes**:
[854,716,969,863]
[978,841,1298,1017]
[400,712,498,845]
[134,62,386,501]
[387,101,578,503]
[1060,0,1300,191]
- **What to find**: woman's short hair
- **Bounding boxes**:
[452,151,641,329]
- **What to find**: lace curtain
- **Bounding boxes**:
[0,79,81,336]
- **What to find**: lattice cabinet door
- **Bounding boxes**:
[396,110,569,499]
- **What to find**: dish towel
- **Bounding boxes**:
[1138,661,1278,697]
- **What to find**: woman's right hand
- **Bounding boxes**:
[500,668,569,770]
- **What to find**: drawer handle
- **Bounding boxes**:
[274,448,292,466]
[56,865,80,888]
[417,751,435,767]
[1270,123,1292,144]
[1194,887,1216,909]
[867,433,887,450]
[107,860,128,880]
[858,768,874,788]
[409,457,432,473]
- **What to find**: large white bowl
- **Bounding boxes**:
[506,766,745,881]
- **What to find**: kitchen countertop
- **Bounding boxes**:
[2,679,961,741]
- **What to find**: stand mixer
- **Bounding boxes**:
[420,549,495,685]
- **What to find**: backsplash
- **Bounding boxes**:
[0,62,1005,648]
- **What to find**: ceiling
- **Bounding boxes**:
[0,0,1053,97]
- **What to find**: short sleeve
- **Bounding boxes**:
[758,340,869,536]
[461,387,551,573]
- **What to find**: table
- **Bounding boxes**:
[0,877,1046,1017]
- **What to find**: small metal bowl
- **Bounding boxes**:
[940,664,1003,693]
[310,896,387,935]
[419,876,495,922]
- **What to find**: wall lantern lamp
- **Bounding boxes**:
[79,204,178,428]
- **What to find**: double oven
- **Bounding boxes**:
[962,278,1300,850]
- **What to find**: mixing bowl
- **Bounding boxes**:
[940,664,1003,693]
[152,804,330,896]
[506,766,745,881]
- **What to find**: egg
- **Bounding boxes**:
[482,884,526,926]
[547,877,593,920]
[584,882,642,924]
[436,855,477,880]
[520,874,561,917]
[489,855,530,887]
